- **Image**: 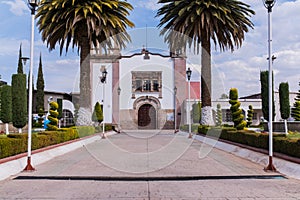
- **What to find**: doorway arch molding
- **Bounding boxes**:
[133,96,161,111]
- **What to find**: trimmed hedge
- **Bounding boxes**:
[0,126,96,159]
[198,126,300,158]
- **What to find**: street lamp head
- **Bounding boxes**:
[263,0,276,11]
[28,0,39,14]
[21,57,30,66]
[186,67,192,81]
[100,67,108,83]
[143,50,150,60]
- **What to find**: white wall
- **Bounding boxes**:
[92,63,113,123]
[119,55,174,110]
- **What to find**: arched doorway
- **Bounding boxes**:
[138,104,157,129]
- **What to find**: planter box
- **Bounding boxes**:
[263,121,300,132]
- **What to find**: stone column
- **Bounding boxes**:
[174,56,187,128]
[112,61,120,125]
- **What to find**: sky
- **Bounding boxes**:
[0,0,300,99]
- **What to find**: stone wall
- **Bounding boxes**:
[263,122,300,132]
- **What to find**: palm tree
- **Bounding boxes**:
[36,0,134,121]
[157,0,255,125]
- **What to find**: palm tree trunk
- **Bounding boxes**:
[76,27,93,126]
[79,37,91,109]
[201,34,214,125]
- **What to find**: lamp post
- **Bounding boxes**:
[263,0,276,171]
[24,0,39,171]
[117,86,121,133]
[174,86,178,133]
[100,67,107,138]
[186,68,192,138]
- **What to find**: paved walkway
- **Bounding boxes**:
[1,130,300,199]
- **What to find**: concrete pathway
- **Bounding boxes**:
[0,130,300,199]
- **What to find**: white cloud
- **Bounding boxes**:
[0,37,30,57]
[2,0,28,16]
[130,0,160,11]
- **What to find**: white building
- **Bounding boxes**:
[89,45,200,130]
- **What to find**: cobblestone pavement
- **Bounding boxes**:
[0,130,300,199]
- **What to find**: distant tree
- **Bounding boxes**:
[220,94,229,99]
[36,53,45,113]
[17,44,23,74]
[246,105,254,127]
[37,108,44,128]
[229,88,246,130]
[47,101,59,131]
[292,81,300,121]
[294,82,300,102]
[260,71,275,121]
[11,74,27,133]
[279,82,290,134]
[0,85,12,134]
[279,82,290,120]
[216,104,222,126]
[192,101,201,123]
[292,102,300,121]
[92,102,103,123]
[291,81,300,121]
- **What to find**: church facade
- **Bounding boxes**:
[89,47,198,130]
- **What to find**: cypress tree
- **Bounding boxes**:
[92,102,103,123]
[36,53,45,113]
[17,44,23,74]
[216,104,222,126]
[192,101,201,123]
[0,85,12,134]
[11,74,27,132]
[47,101,59,131]
[229,88,246,130]
[280,82,290,133]
[37,108,44,127]
[260,71,275,121]
[247,105,254,127]
[279,82,290,120]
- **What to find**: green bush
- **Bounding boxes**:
[72,126,95,138]
[0,126,96,159]
[198,126,300,158]
[180,124,199,132]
